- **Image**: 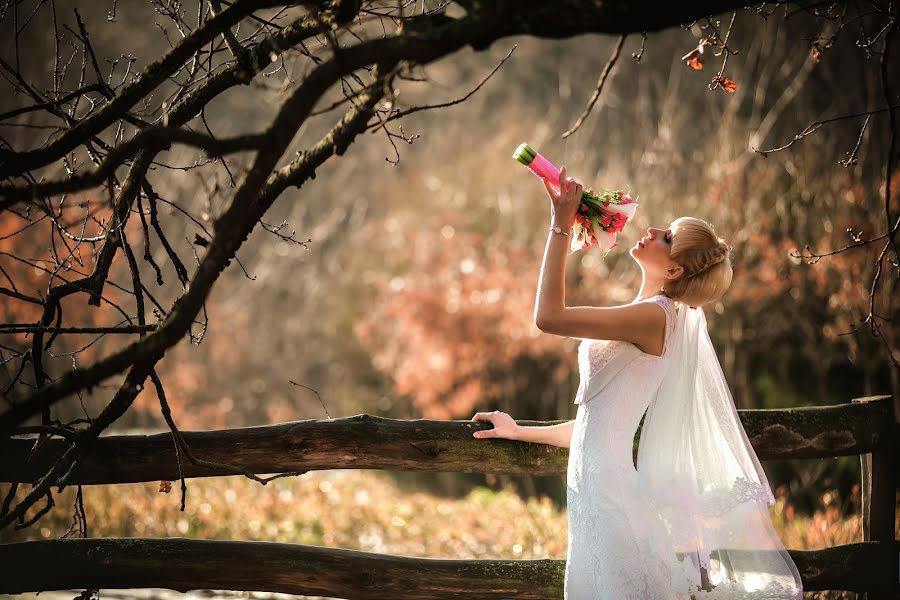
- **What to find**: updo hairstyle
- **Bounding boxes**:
[662,216,733,307]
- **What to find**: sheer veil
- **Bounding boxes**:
[636,300,804,598]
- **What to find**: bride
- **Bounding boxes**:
[471,167,803,599]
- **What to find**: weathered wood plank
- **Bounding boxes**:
[0,538,893,596]
[851,396,898,600]
[1,398,892,485]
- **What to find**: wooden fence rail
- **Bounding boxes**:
[0,538,893,597]
[1,398,893,484]
[1,395,896,598]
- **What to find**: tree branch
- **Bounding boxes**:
[0,127,269,208]
[0,0,277,179]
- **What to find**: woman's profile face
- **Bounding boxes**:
[629,223,677,274]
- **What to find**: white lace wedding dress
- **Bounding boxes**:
[563,293,803,599]
[564,293,679,599]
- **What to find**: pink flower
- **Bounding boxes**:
[595,229,618,252]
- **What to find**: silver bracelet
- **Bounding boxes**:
[549,225,570,237]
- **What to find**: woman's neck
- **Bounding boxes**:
[633,279,666,303]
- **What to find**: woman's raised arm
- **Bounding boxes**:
[533,166,665,350]
[537,301,666,353]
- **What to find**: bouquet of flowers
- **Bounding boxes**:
[512,142,638,256]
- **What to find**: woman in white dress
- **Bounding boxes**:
[472,166,803,599]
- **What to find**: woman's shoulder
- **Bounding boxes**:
[624,294,676,323]
[643,293,676,311]
[641,294,677,356]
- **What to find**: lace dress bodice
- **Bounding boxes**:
[571,294,677,475]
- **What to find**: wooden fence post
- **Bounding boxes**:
[851,395,897,600]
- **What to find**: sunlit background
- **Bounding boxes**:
[1,2,897,599]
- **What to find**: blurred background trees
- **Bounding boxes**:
[1,0,896,537]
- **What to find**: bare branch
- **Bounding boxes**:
[0,325,159,335]
[0,128,268,208]
[753,104,900,155]
[363,45,517,132]
[0,0,278,179]
[562,34,627,139]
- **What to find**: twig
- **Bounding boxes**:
[562,34,626,139]
[365,45,517,131]
[153,368,308,513]
[0,324,159,335]
[839,113,871,166]
[753,104,900,155]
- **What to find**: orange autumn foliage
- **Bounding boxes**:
[0,197,142,370]
[355,215,581,420]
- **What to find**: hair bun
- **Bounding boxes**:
[713,238,731,262]
[666,216,734,307]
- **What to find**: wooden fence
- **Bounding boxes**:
[0,394,896,599]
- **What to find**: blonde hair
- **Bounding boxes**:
[662,216,733,307]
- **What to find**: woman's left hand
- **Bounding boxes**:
[543,165,581,230]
